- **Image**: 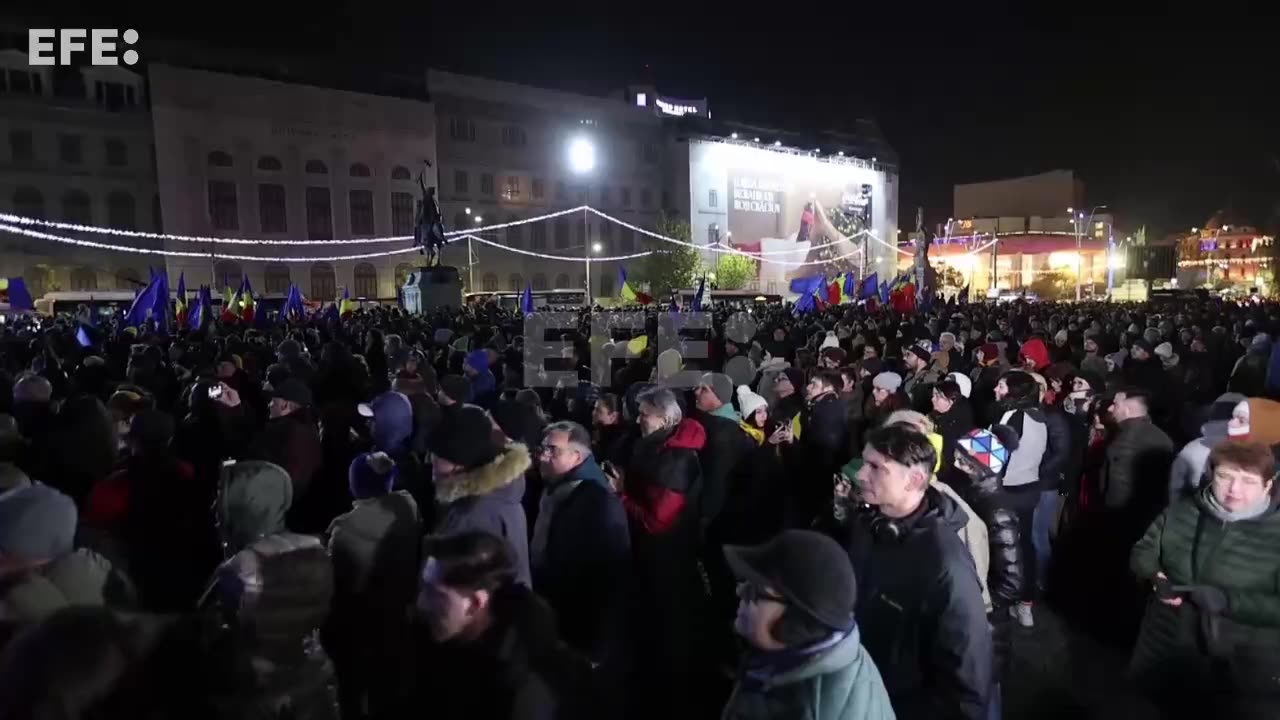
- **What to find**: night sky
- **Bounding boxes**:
[16,6,1280,237]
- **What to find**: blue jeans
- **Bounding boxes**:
[1031,490,1059,594]
[987,682,1002,720]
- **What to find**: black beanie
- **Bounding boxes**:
[428,405,501,470]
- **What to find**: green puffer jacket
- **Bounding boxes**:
[721,627,896,720]
[1130,489,1280,703]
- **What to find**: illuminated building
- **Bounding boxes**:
[1174,214,1275,292]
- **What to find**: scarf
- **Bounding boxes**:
[739,421,765,446]
[1201,487,1272,523]
[711,403,741,423]
[741,629,851,690]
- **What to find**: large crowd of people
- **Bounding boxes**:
[1,294,1279,719]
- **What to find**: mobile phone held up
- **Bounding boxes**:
[207,384,224,400]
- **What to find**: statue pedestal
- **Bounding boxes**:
[402,265,463,314]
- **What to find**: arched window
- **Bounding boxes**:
[310,262,336,300]
[305,159,328,175]
[506,215,523,248]
[532,273,548,291]
[213,260,243,289]
[508,273,523,291]
[482,273,499,292]
[207,150,233,167]
[619,227,635,253]
[554,273,571,289]
[113,267,142,290]
[391,166,412,181]
[531,224,547,250]
[349,163,371,178]
[394,263,414,289]
[263,264,291,294]
[62,190,91,224]
[353,262,378,298]
[257,155,283,171]
[70,267,98,291]
[13,187,44,219]
[107,191,135,230]
[554,218,569,249]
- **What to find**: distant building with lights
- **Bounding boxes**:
[1174,214,1275,292]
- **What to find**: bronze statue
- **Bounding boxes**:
[414,160,448,266]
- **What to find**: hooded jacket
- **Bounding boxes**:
[1017,338,1050,371]
[435,443,533,587]
[216,460,293,557]
[1102,416,1174,524]
[464,350,497,407]
[722,626,896,720]
[846,486,993,720]
[370,392,415,455]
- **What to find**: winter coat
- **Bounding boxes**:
[929,479,991,612]
[696,409,756,527]
[435,443,533,587]
[591,422,632,470]
[1168,399,1244,505]
[903,360,946,412]
[845,487,993,720]
[530,456,630,670]
[791,393,850,525]
[715,422,786,546]
[722,626,896,720]
[215,459,294,556]
[250,411,323,498]
[0,548,129,622]
[1101,416,1175,533]
[1038,405,1072,492]
[996,406,1048,493]
[931,400,975,481]
[1130,490,1280,716]
[407,582,598,720]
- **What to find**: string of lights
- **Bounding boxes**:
[459,234,654,263]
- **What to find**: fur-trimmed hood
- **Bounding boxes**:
[435,442,531,505]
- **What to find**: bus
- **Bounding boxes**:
[464,289,588,309]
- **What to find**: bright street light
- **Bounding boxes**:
[465,207,471,215]
[1067,207,1073,214]
[474,216,483,224]
[773,140,782,147]
[568,136,596,174]
[731,132,738,139]
[591,242,603,253]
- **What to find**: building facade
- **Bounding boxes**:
[1174,216,1275,292]
[427,69,671,298]
[149,63,436,300]
[0,48,158,296]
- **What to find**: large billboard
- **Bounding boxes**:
[688,139,897,291]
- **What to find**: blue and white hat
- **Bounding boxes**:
[956,428,1011,477]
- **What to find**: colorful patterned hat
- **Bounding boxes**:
[956,428,1011,477]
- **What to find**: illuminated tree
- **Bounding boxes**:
[715,253,757,290]
[1029,270,1074,301]
[637,214,701,295]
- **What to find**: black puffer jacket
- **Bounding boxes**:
[1038,404,1072,492]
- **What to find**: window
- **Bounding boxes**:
[482,273,499,292]
[349,163,371,178]
[554,218,570,249]
[600,185,612,206]
[13,187,44,219]
[599,272,614,297]
[59,134,82,165]
[310,263,336,299]
[306,187,332,240]
[391,192,414,235]
[454,170,469,194]
[107,191,135,230]
[619,227,635,252]
[501,126,526,146]
[449,117,476,142]
[532,179,545,200]
[642,142,659,164]
[391,166,412,181]
[207,150,233,168]
[113,268,142,290]
[480,173,494,195]
[555,181,567,202]
[508,274,523,291]
[105,138,127,167]
[349,189,375,236]
[354,263,378,298]
[554,273,571,289]
[23,265,51,297]
[305,159,328,175]
[207,180,238,230]
[708,189,718,208]
[621,187,632,207]
[257,155,283,172]
[93,80,136,110]
[531,223,547,250]
[532,273,548,291]
[504,175,520,200]
[264,264,291,295]
[70,267,97,291]
[214,261,243,289]
[394,263,414,290]
[259,184,287,233]
[506,216,523,248]
[8,129,33,165]
[599,221,613,249]
[576,218,587,245]
[4,69,43,95]
[640,188,652,208]
[62,190,91,224]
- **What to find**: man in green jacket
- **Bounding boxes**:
[722,529,895,720]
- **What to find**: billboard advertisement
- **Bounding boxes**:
[688,139,897,292]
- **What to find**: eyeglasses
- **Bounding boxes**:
[737,582,787,605]
[536,444,572,457]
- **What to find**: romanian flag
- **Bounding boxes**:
[617,267,652,305]
[889,271,916,314]
[240,276,256,324]
[221,281,242,323]
[175,272,188,327]
[338,286,354,317]
[827,277,842,306]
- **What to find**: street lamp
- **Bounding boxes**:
[592,242,603,253]
[1075,205,1107,301]
[569,136,596,304]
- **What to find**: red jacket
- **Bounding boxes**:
[621,418,706,534]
